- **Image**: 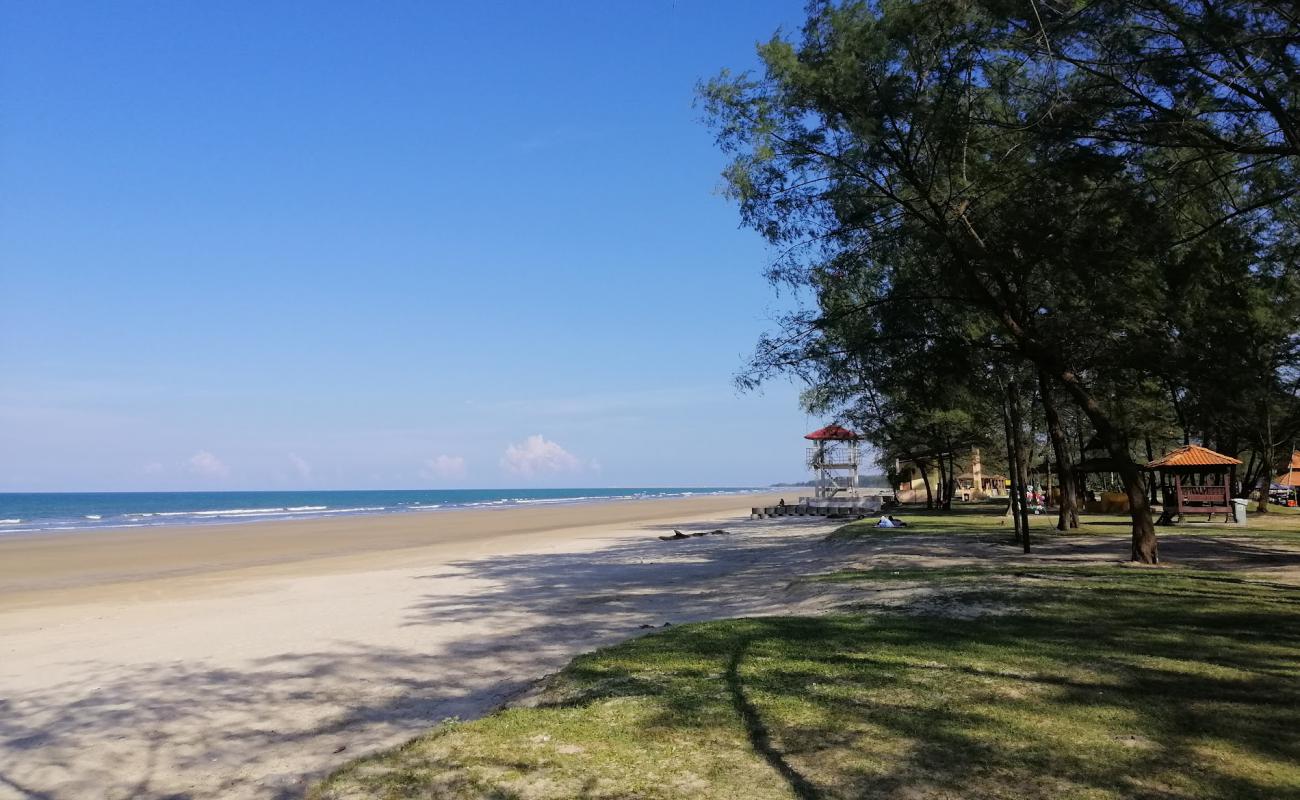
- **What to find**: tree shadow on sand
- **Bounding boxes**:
[6,518,1300,800]
[0,519,841,800]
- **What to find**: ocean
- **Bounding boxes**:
[0,488,758,535]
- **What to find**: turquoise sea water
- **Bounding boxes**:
[0,488,758,535]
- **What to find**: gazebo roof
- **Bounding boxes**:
[1145,444,1242,470]
[804,424,860,441]
[1274,451,1300,485]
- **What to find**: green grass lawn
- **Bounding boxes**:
[312,565,1300,800]
[829,502,1300,546]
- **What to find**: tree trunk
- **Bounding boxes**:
[1168,382,1191,446]
[1053,369,1157,562]
[939,447,954,511]
[1144,436,1159,506]
[1038,370,1078,532]
[1074,418,1089,518]
[919,459,934,509]
[948,450,958,507]
[1240,450,1258,501]
[1001,394,1023,540]
[941,452,951,509]
[1007,380,1032,553]
[1260,406,1274,513]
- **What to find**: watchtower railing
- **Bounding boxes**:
[807,445,858,467]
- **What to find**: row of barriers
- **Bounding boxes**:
[751,496,883,519]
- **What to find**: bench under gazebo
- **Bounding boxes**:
[1146,444,1242,524]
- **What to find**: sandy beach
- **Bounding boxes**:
[0,492,825,800]
[6,496,1296,800]
[0,494,791,610]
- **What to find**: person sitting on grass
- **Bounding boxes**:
[876,515,908,528]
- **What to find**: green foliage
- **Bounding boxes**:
[827,501,1300,546]
[701,0,1300,510]
[313,562,1300,799]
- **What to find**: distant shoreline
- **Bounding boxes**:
[0,486,765,537]
[0,491,785,609]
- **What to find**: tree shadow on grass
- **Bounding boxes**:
[462,558,1300,797]
[9,515,1300,800]
[608,595,1300,799]
[362,528,1300,798]
[725,638,822,800]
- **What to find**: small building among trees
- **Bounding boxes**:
[895,447,1007,505]
[1146,444,1242,524]
[1273,451,1300,507]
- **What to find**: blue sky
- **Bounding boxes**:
[0,1,833,491]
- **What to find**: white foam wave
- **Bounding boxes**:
[113,505,395,524]
[7,490,757,535]
[513,495,607,505]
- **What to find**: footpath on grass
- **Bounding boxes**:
[313,506,1300,800]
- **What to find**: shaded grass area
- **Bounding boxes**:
[829,502,1300,545]
[312,567,1300,800]
[827,503,1124,543]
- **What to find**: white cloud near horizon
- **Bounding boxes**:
[186,450,230,479]
[421,454,467,480]
[500,435,581,478]
[288,453,312,480]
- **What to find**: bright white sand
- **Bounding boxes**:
[0,493,848,800]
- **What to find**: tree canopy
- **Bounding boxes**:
[702,0,1300,562]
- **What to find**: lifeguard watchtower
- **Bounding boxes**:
[805,425,861,498]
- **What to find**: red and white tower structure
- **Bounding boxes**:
[804,425,861,499]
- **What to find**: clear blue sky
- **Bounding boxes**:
[0,1,833,491]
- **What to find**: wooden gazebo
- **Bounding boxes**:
[1146,444,1242,524]
[1273,451,1300,507]
[1275,450,1300,488]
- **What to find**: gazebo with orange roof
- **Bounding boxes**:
[1145,444,1242,523]
[1274,451,1300,507]
[1275,451,1300,487]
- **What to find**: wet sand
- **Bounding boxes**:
[0,493,785,610]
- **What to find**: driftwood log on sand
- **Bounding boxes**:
[657,529,730,541]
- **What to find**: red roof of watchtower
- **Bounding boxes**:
[804,424,860,441]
